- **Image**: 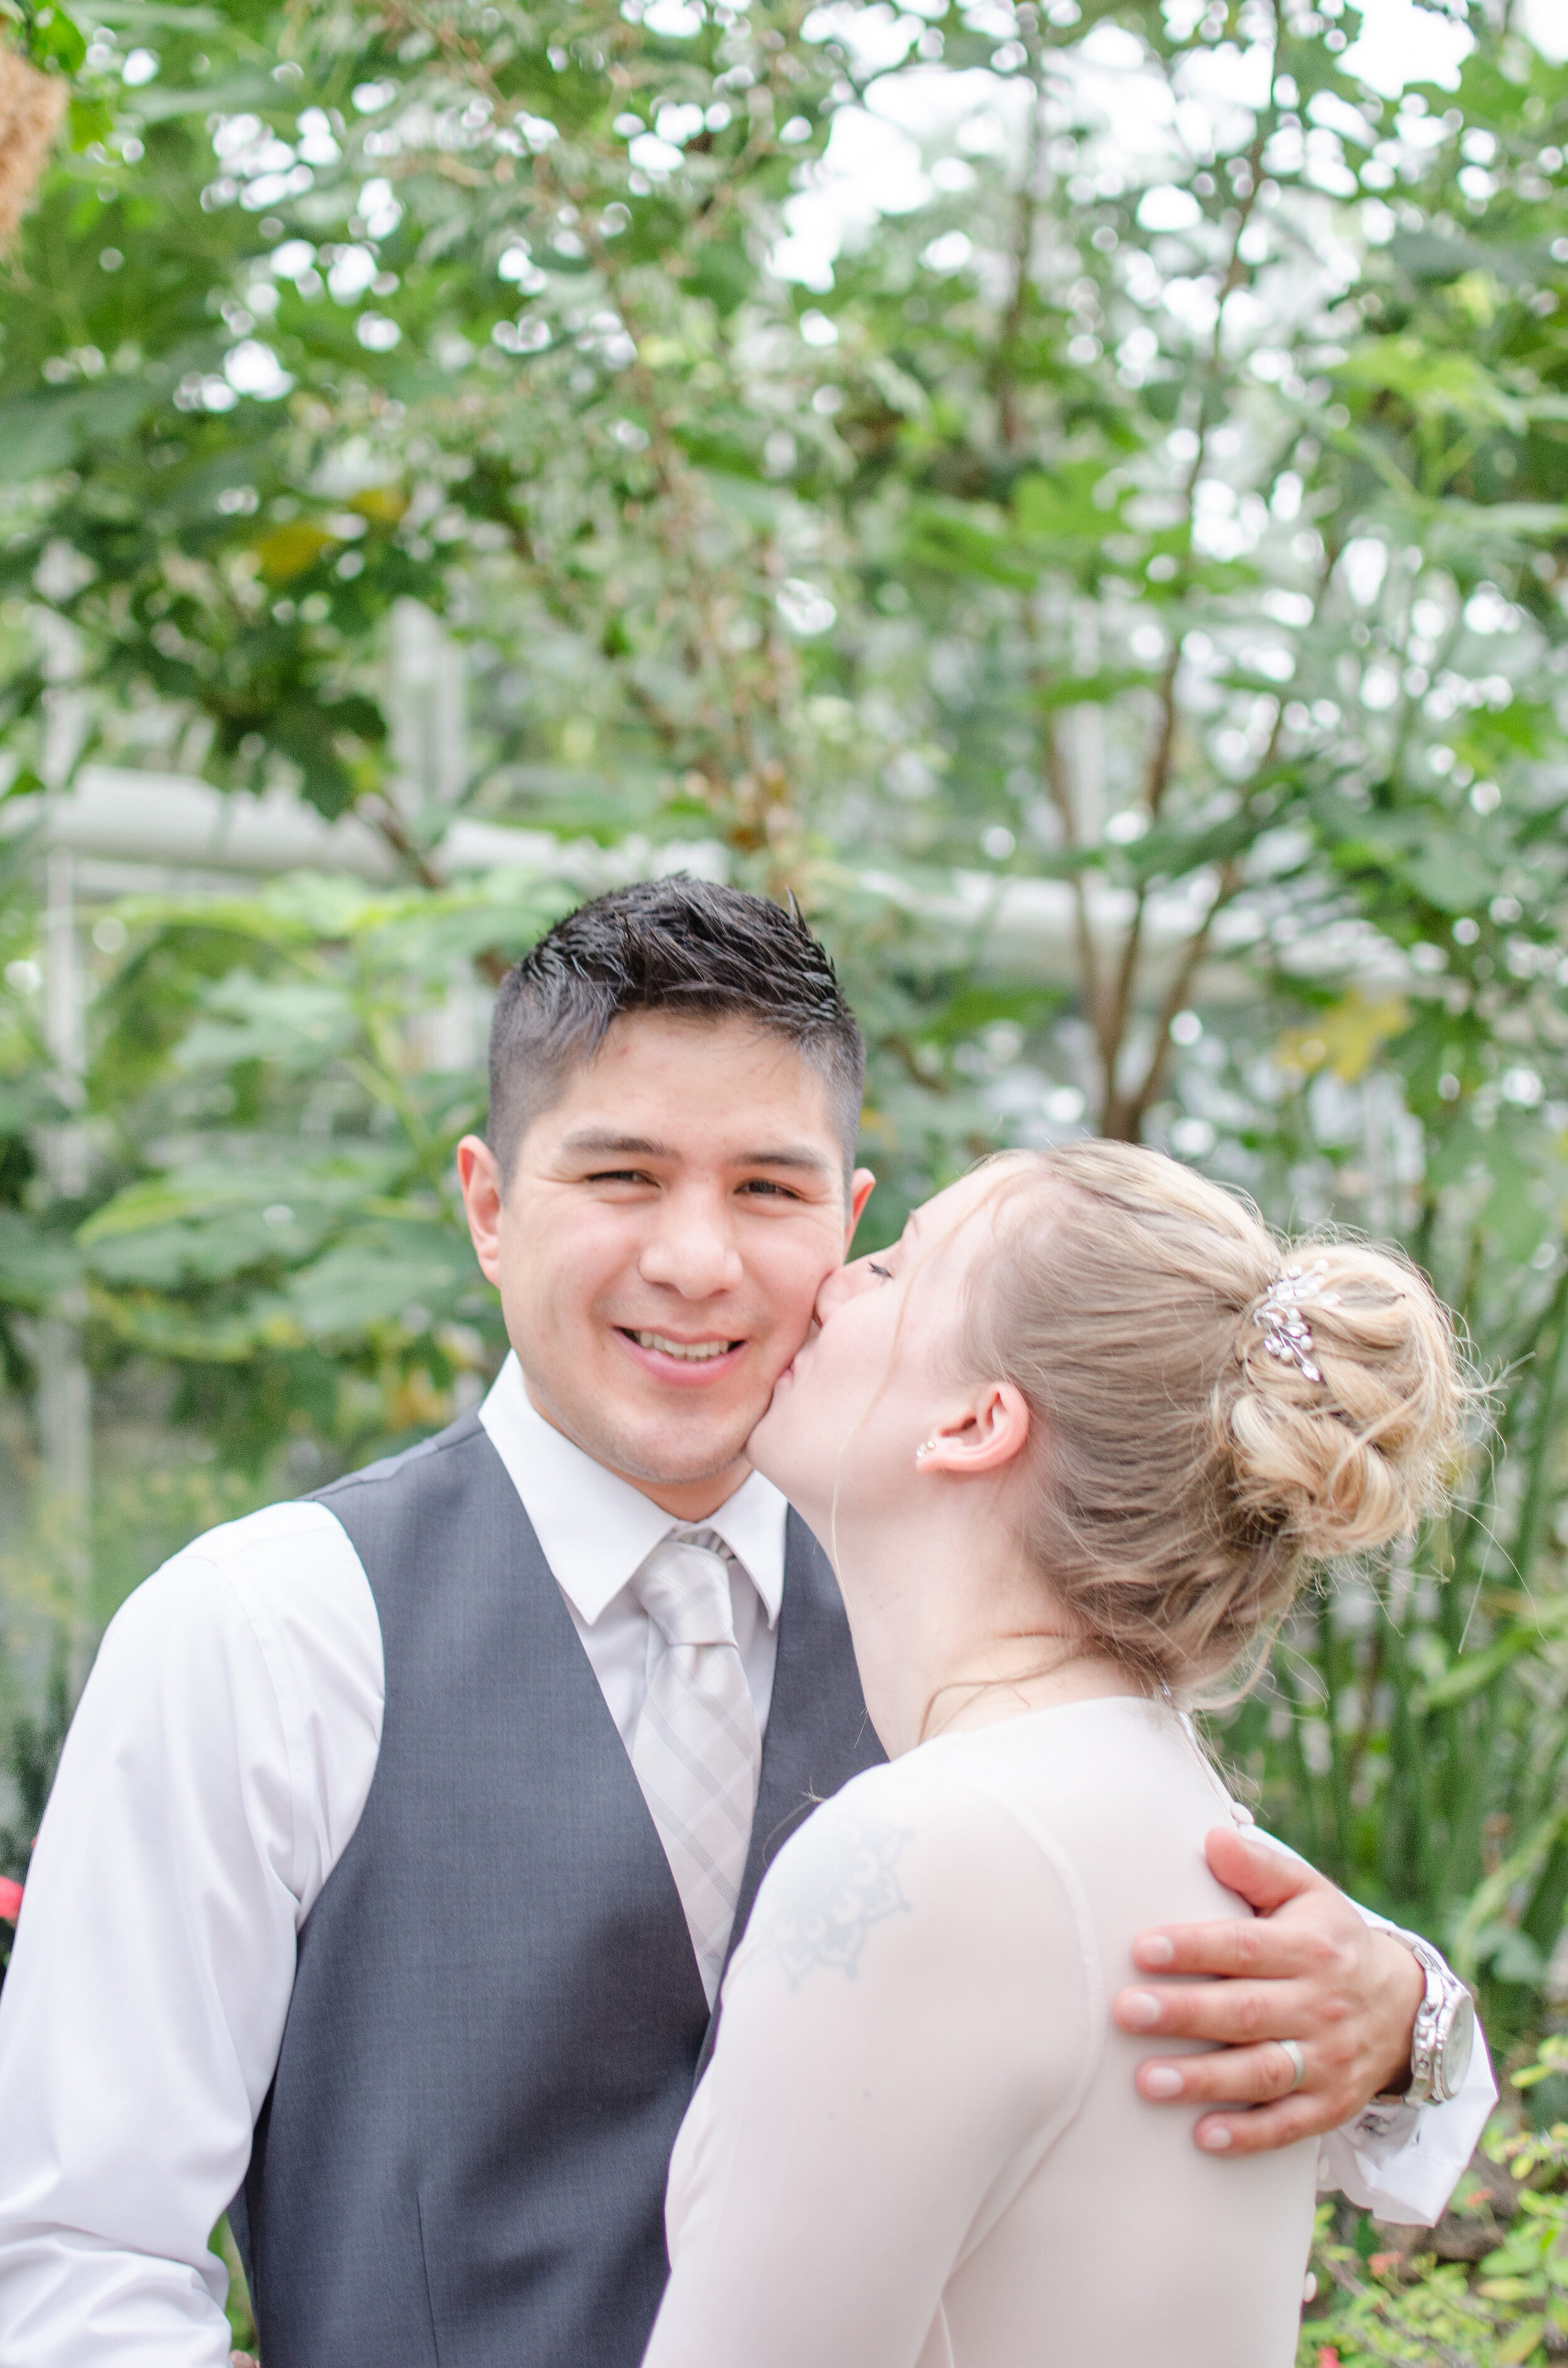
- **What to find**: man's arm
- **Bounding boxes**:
[1116,1828,1495,2219]
[0,1506,380,2368]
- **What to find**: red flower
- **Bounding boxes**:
[0,1877,23,1924]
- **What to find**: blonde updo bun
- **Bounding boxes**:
[959,1141,1467,1702]
[1229,1245,1460,1561]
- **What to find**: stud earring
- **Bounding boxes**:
[915,1440,937,1461]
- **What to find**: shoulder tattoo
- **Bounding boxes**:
[751,1812,914,1988]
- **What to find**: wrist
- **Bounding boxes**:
[1373,1926,1477,2106]
[1372,1930,1428,2098]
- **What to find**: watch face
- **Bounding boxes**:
[1439,1990,1476,2099]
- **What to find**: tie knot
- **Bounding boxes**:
[633,1529,738,1649]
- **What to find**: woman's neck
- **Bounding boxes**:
[823,1498,1145,1757]
[923,1638,1147,1746]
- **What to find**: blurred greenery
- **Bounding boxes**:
[1,0,1568,2086]
[1299,2032,1568,2365]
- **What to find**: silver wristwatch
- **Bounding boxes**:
[1380,1929,1476,2106]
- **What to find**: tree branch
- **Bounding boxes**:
[1102,857,1242,1142]
[992,56,1049,452]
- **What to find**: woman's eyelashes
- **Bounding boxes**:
[867,1261,893,1281]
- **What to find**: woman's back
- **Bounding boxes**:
[649,1696,1317,2368]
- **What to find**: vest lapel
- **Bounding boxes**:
[696,1508,883,2074]
[470,1426,711,2007]
[324,1415,708,2012]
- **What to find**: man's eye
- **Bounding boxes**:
[587,1169,654,1186]
[739,1179,799,1199]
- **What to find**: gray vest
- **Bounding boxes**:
[231,1411,882,2367]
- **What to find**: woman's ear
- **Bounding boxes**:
[916,1383,1030,1477]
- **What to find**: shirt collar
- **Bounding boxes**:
[477,1352,787,1630]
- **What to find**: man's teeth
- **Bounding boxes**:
[633,1332,734,1362]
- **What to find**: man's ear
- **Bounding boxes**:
[916,1383,1030,1478]
[847,1167,876,1248]
[457,1135,505,1287]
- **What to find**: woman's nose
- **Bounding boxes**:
[813,1260,868,1323]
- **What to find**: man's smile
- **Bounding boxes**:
[613,1327,752,1385]
[627,1331,740,1362]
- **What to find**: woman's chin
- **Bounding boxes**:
[744,1390,798,1494]
[748,1426,837,1546]
[744,1405,780,1477]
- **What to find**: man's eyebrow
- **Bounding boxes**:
[558,1130,672,1159]
[738,1145,837,1176]
[555,1130,835,1177]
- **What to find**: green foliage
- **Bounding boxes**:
[71,866,570,1465]
[0,1638,66,1992]
[1300,2201,1563,2365]
[211,2214,256,2353]
[3,5,88,80]
[1300,2034,1568,2365]
[3,0,1568,2012]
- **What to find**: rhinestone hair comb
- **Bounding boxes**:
[1251,1259,1337,1386]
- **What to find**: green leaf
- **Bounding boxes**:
[120,73,277,123]
[172,977,357,1075]
[1337,334,1525,431]
[903,504,1037,590]
[689,239,752,316]
[30,5,87,72]
[0,383,156,486]
[1495,2312,1547,2364]
[1033,668,1158,713]
[0,399,79,486]
[1404,842,1490,914]
[282,1226,470,1339]
[67,94,113,151]
[88,3,225,24]
[0,1208,78,1310]
[1479,1130,1550,1262]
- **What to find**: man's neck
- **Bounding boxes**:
[519,1376,755,1522]
[630,1465,755,1521]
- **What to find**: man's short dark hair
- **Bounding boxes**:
[487,878,866,1182]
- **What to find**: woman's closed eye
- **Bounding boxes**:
[867,1262,893,1280]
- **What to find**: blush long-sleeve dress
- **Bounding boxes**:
[643,1694,1318,2368]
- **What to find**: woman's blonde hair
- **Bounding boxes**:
[958,1141,1466,1703]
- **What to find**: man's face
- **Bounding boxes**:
[457,1012,875,1519]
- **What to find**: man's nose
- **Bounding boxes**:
[638,1197,743,1298]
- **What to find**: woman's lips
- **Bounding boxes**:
[770,1337,815,1393]
[615,1329,749,1386]
[778,1326,818,1384]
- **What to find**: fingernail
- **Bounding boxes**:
[1135,1935,1175,1970]
[1145,2067,1183,2100]
[1121,1989,1162,2031]
[1198,2123,1232,2151]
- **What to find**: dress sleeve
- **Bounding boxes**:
[644,1772,1097,2368]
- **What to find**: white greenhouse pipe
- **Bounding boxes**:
[4,766,1409,1000]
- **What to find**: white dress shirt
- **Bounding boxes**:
[0,1355,1493,2365]
[479,1354,784,1746]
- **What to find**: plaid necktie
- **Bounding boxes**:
[630,1527,763,2005]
